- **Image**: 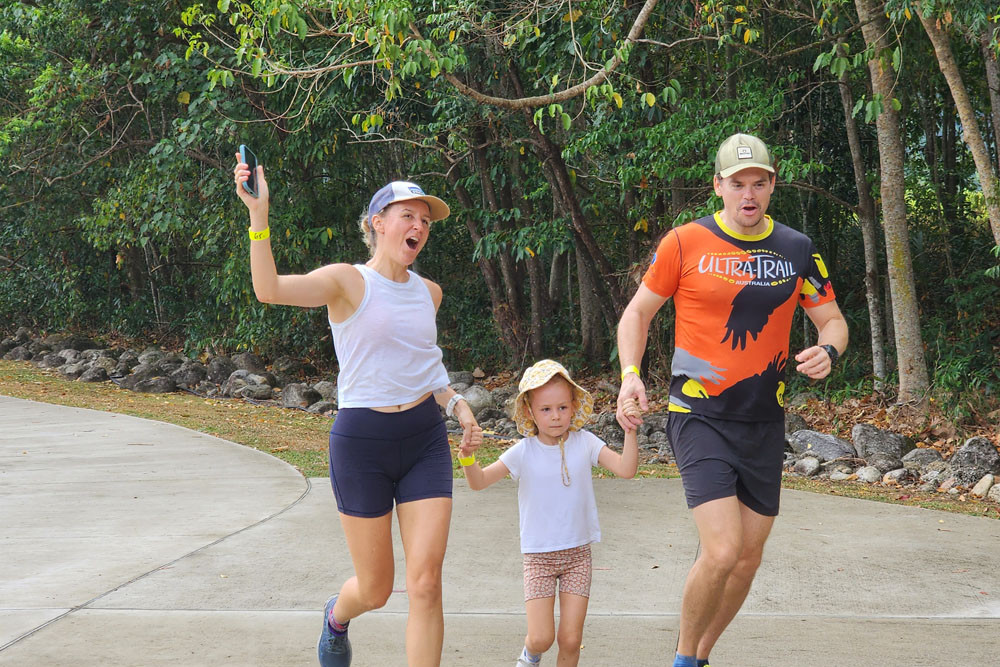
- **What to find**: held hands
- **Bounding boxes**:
[616,373,648,432]
[795,345,833,379]
[233,153,269,213]
[455,400,483,457]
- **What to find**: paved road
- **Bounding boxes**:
[2,395,998,665]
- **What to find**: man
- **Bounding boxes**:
[615,133,848,667]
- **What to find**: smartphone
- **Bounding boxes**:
[238,144,259,198]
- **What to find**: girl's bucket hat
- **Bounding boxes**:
[512,359,594,437]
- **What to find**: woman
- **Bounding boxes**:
[234,157,483,667]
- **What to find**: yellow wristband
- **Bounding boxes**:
[248,227,270,241]
[458,455,475,467]
[621,365,640,381]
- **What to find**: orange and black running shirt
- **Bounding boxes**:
[643,212,837,422]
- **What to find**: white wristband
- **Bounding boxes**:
[446,393,465,418]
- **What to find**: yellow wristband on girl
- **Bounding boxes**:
[248,227,270,241]
[458,455,475,467]
[621,365,640,381]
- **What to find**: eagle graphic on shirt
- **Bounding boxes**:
[643,213,835,422]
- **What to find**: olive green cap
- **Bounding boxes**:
[714,133,775,178]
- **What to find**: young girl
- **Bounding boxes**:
[458,359,640,666]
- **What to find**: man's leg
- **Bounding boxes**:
[675,495,744,658]
[696,502,775,661]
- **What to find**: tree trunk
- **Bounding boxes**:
[837,51,887,390]
[447,169,521,357]
[575,244,603,361]
[856,0,930,404]
[920,12,1000,246]
[509,150,546,359]
[981,29,1000,174]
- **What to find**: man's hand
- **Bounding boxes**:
[616,372,648,431]
[795,345,833,379]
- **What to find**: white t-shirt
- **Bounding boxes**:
[499,429,607,554]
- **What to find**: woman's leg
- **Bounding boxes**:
[333,511,396,622]
[396,496,452,666]
[555,592,588,666]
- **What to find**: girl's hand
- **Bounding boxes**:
[233,153,270,212]
[455,401,483,454]
[616,373,647,432]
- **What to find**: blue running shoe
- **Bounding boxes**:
[317,595,352,666]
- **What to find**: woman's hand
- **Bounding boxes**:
[233,152,270,214]
[455,400,482,456]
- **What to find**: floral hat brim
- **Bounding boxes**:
[511,359,594,437]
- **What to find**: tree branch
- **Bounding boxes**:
[412,0,660,110]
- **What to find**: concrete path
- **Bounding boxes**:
[1,394,998,666]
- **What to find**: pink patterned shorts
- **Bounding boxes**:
[522,544,592,601]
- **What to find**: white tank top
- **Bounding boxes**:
[330,264,449,408]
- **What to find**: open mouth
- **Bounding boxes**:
[405,236,419,250]
[741,204,758,216]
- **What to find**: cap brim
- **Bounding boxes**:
[393,194,450,222]
[719,162,775,179]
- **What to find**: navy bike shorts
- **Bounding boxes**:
[328,395,452,518]
[667,412,785,517]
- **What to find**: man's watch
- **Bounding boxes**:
[820,344,839,366]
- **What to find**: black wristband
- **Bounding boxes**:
[820,344,839,366]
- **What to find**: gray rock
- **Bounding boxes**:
[490,385,517,411]
[448,370,474,386]
[47,334,98,352]
[81,348,120,362]
[37,352,67,368]
[856,466,882,483]
[121,363,165,391]
[159,353,186,374]
[901,448,944,471]
[113,350,140,376]
[971,474,995,498]
[476,407,507,422]
[450,382,471,395]
[313,380,336,400]
[79,366,109,383]
[794,456,821,476]
[787,430,857,462]
[282,382,321,409]
[247,372,278,388]
[194,380,219,397]
[882,468,912,484]
[868,456,904,473]
[307,400,338,416]
[988,484,1000,504]
[60,361,89,379]
[239,384,273,400]
[272,356,315,377]
[221,369,252,397]
[4,345,32,361]
[207,356,237,384]
[133,376,176,393]
[57,348,82,364]
[0,339,19,357]
[462,384,495,417]
[820,461,853,476]
[945,437,1000,486]
[785,412,808,434]
[90,357,118,375]
[170,360,207,388]
[830,471,851,481]
[28,340,52,355]
[137,348,166,365]
[232,351,267,374]
[853,424,911,461]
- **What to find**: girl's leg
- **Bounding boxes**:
[524,596,557,657]
[396,496,452,667]
[333,511,395,622]
[554,592,588,666]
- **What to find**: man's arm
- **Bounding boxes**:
[795,300,849,379]
[616,284,668,429]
